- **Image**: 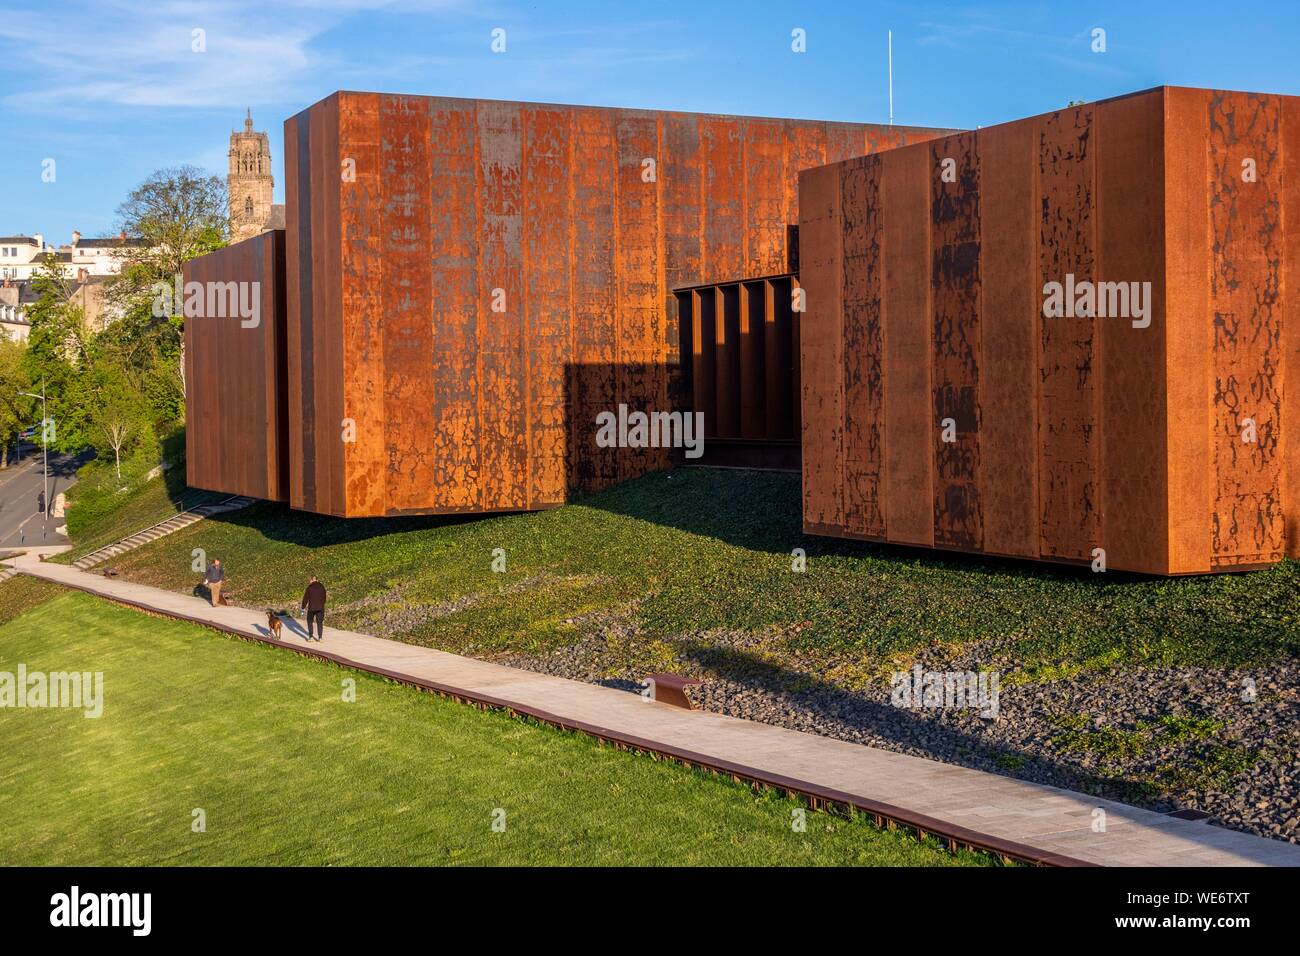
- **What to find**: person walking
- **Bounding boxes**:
[36,490,45,516]
[301,575,327,642]
[203,557,225,607]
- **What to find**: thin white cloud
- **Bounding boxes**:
[914,17,1130,80]
[0,0,467,112]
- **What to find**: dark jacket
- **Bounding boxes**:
[204,563,224,584]
[301,581,327,612]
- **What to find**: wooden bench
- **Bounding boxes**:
[643,673,704,710]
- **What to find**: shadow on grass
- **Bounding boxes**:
[204,466,1188,592]
[204,498,492,549]
[581,466,1158,584]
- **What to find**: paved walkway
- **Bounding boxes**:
[6,549,1299,867]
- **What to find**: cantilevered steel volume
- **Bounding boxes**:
[279,92,947,517]
[184,230,288,503]
[798,86,1300,574]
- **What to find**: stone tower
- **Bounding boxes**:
[228,109,275,243]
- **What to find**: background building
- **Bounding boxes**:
[0,280,34,342]
[0,235,44,282]
[0,231,143,338]
[228,110,285,243]
[0,231,142,282]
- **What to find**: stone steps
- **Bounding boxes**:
[73,495,257,570]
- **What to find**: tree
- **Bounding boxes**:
[0,338,31,469]
[107,165,227,398]
[20,254,93,454]
[94,300,184,435]
[13,167,228,490]
[91,364,149,480]
[112,165,228,282]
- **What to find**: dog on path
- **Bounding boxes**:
[266,611,283,640]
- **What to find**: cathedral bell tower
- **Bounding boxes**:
[228,109,275,243]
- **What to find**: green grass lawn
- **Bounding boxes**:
[0,576,65,628]
[101,468,1300,685]
[0,588,990,866]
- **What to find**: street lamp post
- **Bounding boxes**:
[18,378,48,523]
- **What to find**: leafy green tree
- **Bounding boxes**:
[90,362,150,480]
[0,338,31,468]
[16,167,227,492]
[93,301,184,436]
[106,165,227,399]
[114,165,228,280]
[20,254,93,453]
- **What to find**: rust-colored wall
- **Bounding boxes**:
[184,230,288,502]
[285,92,951,516]
[800,86,1300,574]
[1203,90,1285,568]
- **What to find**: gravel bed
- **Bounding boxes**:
[494,622,1300,845]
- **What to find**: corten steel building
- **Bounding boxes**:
[271,92,946,516]
[798,86,1300,575]
[184,230,288,502]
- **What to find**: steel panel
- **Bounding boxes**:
[1207,91,1284,566]
[380,95,436,514]
[340,92,386,516]
[1037,105,1099,561]
[1163,87,1214,574]
[840,155,885,538]
[744,117,788,277]
[321,92,345,516]
[799,163,844,533]
[477,100,527,511]
[977,119,1039,559]
[930,132,982,550]
[428,98,482,510]
[523,106,573,506]
[765,278,795,439]
[881,144,934,547]
[570,107,620,493]
[714,284,741,438]
[739,281,767,439]
[701,116,743,284]
[1284,96,1300,558]
[690,288,717,438]
[1096,90,1168,574]
[615,112,666,482]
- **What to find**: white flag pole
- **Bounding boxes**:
[888,30,894,126]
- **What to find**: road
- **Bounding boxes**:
[0,445,88,550]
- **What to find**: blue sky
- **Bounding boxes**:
[3,0,1299,242]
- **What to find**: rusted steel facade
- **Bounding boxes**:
[673,273,801,469]
[184,230,288,502]
[799,86,1300,574]
[281,92,948,516]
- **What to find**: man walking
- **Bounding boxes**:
[36,491,45,517]
[301,574,327,642]
[203,557,225,607]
